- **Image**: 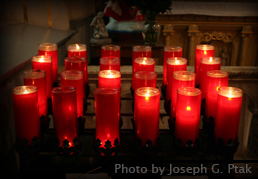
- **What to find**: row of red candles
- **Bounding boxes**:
[12,43,243,149]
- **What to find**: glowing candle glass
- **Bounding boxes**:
[195,45,215,86]
[12,86,39,144]
[98,70,121,92]
[134,71,157,90]
[132,57,155,90]
[65,56,88,92]
[214,87,243,144]
[60,70,85,118]
[31,55,52,98]
[163,46,183,90]
[68,44,87,58]
[23,69,47,118]
[51,87,78,147]
[205,70,229,121]
[166,57,187,105]
[101,44,120,57]
[38,43,58,84]
[200,57,221,99]
[175,87,202,145]
[171,71,196,119]
[100,57,120,71]
[95,88,120,148]
[134,87,160,145]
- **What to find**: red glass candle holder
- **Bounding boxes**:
[214,87,243,144]
[195,45,215,87]
[12,86,39,145]
[68,44,87,58]
[60,70,85,119]
[132,57,155,90]
[171,71,196,119]
[175,87,202,146]
[132,45,152,61]
[38,43,58,84]
[31,55,52,98]
[134,71,157,90]
[134,87,160,145]
[100,57,120,71]
[101,44,121,57]
[51,87,78,148]
[23,69,47,119]
[98,70,121,93]
[200,57,221,99]
[95,88,120,149]
[163,46,183,91]
[205,70,229,122]
[65,56,88,95]
[166,57,187,106]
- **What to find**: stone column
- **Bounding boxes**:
[239,26,253,66]
[187,25,199,66]
[162,24,174,46]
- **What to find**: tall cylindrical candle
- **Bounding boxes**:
[166,57,187,105]
[175,87,202,145]
[65,56,88,89]
[195,45,215,86]
[171,71,196,119]
[68,44,87,58]
[95,88,120,147]
[134,87,160,145]
[12,86,39,144]
[101,44,121,57]
[60,70,85,118]
[31,55,52,98]
[100,57,120,71]
[163,46,183,90]
[134,71,157,90]
[38,43,58,84]
[98,70,121,92]
[132,57,155,90]
[214,87,243,143]
[23,69,47,118]
[205,70,229,121]
[51,87,78,147]
[200,57,221,99]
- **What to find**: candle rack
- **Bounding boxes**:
[173,138,200,156]
[55,137,82,156]
[94,138,120,157]
[135,138,160,156]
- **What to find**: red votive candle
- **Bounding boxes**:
[195,45,215,86]
[132,45,152,61]
[200,57,221,99]
[132,57,155,90]
[134,71,157,90]
[23,69,47,118]
[68,44,87,58]
[166,57,187,105]
[95,88,120,147]
[163,46,183,90]
[175,87,202,145]
[205,70,229,121]
[31,55,52,98]
[51,87,78,147]
[12,86,39,144]
[101,44,121,57]
[100,57,120,71]
[134,87,160,145]
[98,70,121,92]
[214,87,243,143]
[60,70,85,118]
[171,71,196,119]
[38,43,58,84]
[65,56,88,90]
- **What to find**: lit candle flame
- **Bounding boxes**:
[204,50,207,55]
[39,57,44,62]
[209,57,213,62]
[142,60,146,64]
[216,86,220,91]
[107,70,113,78]
[24,89,29,94]
[145,90,150,101]
[228,90,233,101]
[76,44,79,49]
[186,106,191,111]
[175,60,179,64]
